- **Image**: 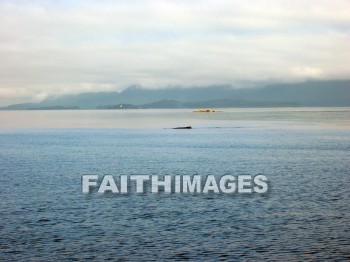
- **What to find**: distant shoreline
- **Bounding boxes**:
[2,105,350,111]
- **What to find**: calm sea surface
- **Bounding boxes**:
[0,108,349,261]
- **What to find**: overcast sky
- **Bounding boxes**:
[0,0,349,105]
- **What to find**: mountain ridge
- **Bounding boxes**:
[1,80,349,110]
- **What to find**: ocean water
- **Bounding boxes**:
[0,108,349,261]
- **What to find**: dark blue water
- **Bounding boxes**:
[1,127,349,261]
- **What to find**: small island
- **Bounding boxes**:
[193,109,222,113]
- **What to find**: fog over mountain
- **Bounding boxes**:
[1,1,350,106]
[2,80,349,110]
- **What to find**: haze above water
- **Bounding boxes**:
[0,107,349,130]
